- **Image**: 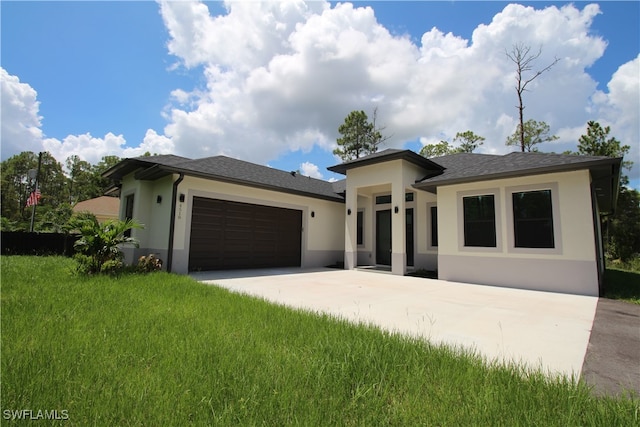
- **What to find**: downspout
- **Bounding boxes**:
[166,173,184,273]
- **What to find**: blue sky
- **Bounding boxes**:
[2,1,638,187]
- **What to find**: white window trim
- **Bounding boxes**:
[505,182,563,255]
[457,188,503,253]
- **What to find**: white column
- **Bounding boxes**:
[391,178,406,275]
[344,183,358,270]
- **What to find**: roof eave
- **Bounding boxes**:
[413,157,623,196]
[591,158,622,214]
[128,164,345,203]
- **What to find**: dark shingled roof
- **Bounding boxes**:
[328,149,444,175]
[103,150,621,211]
[414,151,622,212]
[414,152,621,189]
[331,179,346,195]
[103,155,344,203]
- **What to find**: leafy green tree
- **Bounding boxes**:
[66,155,95,203]
[608,187,640,261]
[38,152,68,207]
[37,203,74,233]
[1,152,121,232]
[68,212,142,275]
[452,130,485,153]
[577,121,632,175]
[420,131,485,158]
[90,155,121,196]
[0,151,68,230]
[333,110,388,161]
[419,141,455,158]
[574,121,638,261]
[506,119,558,152]
[1,151,39,225]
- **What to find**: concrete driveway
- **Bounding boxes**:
[192,268,598,378]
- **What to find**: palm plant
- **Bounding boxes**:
[68,212,142,274]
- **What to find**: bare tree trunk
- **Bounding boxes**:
[506,43,559,153]
[517,88,525,152]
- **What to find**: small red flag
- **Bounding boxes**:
[26,188,41,207]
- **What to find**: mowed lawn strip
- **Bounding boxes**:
[604,267,640,305]
[2,256,638,425]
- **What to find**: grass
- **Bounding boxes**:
[2,256,638,425]
[604,269,640,304]
[604,258,640,305]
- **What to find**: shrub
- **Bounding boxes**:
[137,254,163,273]
[68,213,142,275]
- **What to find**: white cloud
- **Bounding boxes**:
[41,132,127,166]
[590,55,640,183]
[157,1,624,165]
[299,161,323,179]
[2,2,638,187]
[41,129,177,166]
[1,67,176,166]
[1,68,44,155]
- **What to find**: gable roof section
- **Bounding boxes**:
[103,155,344,203]
[414,152,622,212]
[327,149,444,175]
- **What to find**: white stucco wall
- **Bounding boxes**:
[415,190,438,270]
[118,174,176,266]
[436,169,600,295]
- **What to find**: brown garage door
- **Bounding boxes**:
[188,197,302,271]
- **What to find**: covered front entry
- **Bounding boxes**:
[188,197,302,271]
[333,150,444,275]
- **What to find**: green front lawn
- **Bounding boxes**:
[604,267,640,305]
[2,256,637,425]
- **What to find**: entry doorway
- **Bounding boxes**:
[376,209,391,265]
[406,208,414,267]
[374,208,414,267]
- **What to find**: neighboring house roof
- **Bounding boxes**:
[327,148,444,175]
[103,155,345,203]
[413,152,621,212]
[72,196,120,220]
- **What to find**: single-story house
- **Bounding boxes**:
[72,196,120,223]
[103,149,621,296]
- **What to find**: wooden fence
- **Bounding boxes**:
[1,232,80,256]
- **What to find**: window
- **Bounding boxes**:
[375,195,391,204]
[124,194,134,238]
[356,210,364,245]
[430,206,438,247]
[512,190,554,248]
[405,192,414,202]
[463,195,496,247]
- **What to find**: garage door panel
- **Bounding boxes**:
[189,197,302,271]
